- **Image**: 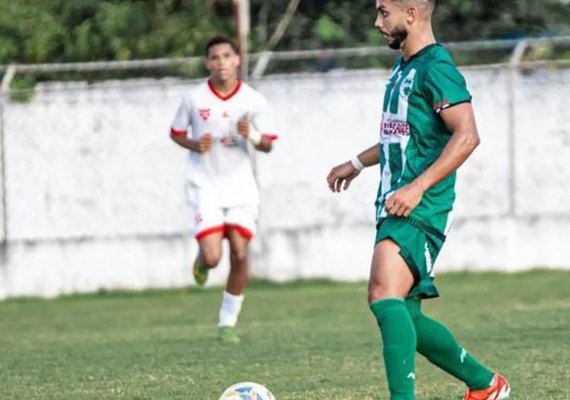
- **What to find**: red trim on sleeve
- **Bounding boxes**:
[225,224,254,241]
[195,226,226,241]
[262,134,279,141]
[207,79,242,101]
[170,128,187,137]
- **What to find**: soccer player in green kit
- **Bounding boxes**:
[326,1,510,399]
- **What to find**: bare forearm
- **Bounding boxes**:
[327,143,377,192]
[414,129,479,191]
[170,134,199,152]
[357,144,380,167]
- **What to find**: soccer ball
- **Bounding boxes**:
[218,381,276,400]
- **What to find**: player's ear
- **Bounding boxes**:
[406,7,418,24]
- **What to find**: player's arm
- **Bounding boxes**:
[239,96,279,153]
[169,93,213,153]
[237,115,276,153]
[170,129,212,153]
[414,103,479,191]
[385,103,480,216]
[356,144,381,167]
[327,143,380,193]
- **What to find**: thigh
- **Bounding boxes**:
[197,230,224,259]
[375,217,443,299]
[369,239,415,302]
[226,228,250,259]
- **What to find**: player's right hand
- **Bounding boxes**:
[197,133,213,153]
[237,114,250,139]
[327,161,360,193]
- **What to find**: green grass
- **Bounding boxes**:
[1,270,569,400]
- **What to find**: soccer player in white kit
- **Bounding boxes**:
[169,36,277,344]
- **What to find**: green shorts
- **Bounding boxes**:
[375,216,446,300]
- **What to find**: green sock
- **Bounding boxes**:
[370,298,416,400]
[406,299,494,390]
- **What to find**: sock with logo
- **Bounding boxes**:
[406,298,494,390]
[370,298,417,400]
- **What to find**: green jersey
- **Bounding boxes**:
[375,43,471,235]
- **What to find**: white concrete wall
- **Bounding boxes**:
[1,66,569,299]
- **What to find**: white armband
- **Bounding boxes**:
[351,155,365,171]
[248,129,262,146]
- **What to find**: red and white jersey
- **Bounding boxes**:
[171,80,276,208]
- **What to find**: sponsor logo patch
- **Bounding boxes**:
[382,120,410,137]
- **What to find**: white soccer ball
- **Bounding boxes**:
[218,381,276,400]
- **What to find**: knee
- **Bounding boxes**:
[367,274,412,304]
[369,273,403,304]
[368,282,389,304]
[201,250,222,268]
[230,247,248,266]
[368,284,411,305]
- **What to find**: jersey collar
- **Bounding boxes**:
[207,79,242,101]
[401,43,440,68]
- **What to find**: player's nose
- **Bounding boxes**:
[374,16,383,30]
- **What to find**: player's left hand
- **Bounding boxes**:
[327,161,361,193]
[385,181,425,217]
[237,114,250,138]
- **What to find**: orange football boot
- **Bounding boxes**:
[463,373,510,400]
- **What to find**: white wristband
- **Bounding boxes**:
[248,129,262,146]
[351,155,365,171]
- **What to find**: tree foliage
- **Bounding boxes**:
[0,0,568,64]
[0,0,234,64]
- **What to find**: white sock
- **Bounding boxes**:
[218,291,244,328]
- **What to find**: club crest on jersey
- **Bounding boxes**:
[399,69,417,99]
[198,108,211,121]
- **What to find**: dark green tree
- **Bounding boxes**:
[0,0,568,65]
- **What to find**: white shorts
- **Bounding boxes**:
[186,184,258,241]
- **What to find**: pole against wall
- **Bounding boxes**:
[507,40,528,217]
[234,0,250,81]
[0,65,16,262]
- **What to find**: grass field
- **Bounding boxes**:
[1,270,569,400]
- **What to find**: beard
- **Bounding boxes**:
[384,25,408,50]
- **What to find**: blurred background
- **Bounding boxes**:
[1,0,570,299]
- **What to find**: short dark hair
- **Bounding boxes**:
[205,36,239,57]
[394,0,436,15]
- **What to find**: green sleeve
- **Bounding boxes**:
[422,60,471,114]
